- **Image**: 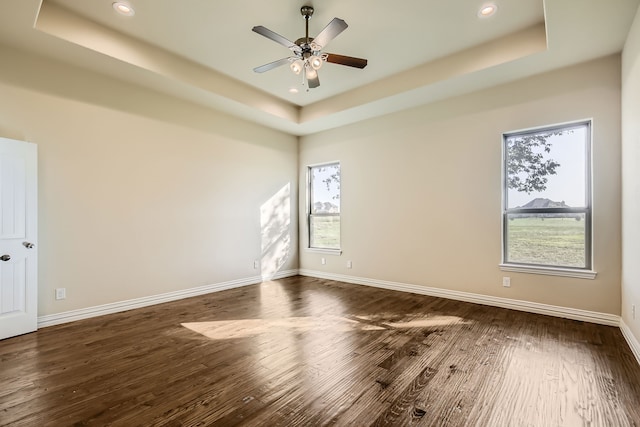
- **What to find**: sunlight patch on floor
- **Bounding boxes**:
[383,315,470,328]
[352,314,470,329]
[181,316,385,340]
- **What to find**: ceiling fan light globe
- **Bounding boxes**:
[306,67,318,79]
[310,56,323,70]
[290,60,304,75]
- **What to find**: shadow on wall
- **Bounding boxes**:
[260,183,291,279]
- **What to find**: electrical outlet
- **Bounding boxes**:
[253,260,259,269]
[55,288,66,300]
[347,260,353,269]
[321,257,326,265]
[502,277,511,288]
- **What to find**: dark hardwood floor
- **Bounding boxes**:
[1,276,640,426]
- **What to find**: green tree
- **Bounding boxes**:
[507,131,564,194]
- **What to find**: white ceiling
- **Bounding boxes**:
[0,0,638,135]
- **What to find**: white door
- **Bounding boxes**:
[0,137,37,340]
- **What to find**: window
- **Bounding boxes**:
[502,121,592,274]
[308,163,340,251]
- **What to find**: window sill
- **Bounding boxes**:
[306,248,342,255]
[499,264,597,279]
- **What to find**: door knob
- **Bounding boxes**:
[0,255,10,262]
[23,242,35,249]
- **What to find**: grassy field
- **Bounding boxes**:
[506,216,586,267]
[310,217,340,249]
[310,215,585,268]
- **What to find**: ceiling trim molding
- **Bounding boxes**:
[35,0,547,135]
[35,0,299,124]
[301,23,548,124]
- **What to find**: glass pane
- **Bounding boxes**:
[311,164,340,214]
[310,216,340,249]
[506,125,587,209]
[506,213,586,268]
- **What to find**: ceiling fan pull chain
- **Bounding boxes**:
[303,66,309,91]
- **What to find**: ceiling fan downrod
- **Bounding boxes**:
[301,6,314,41]
[301,6,314,48]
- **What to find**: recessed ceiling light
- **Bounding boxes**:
[289,88,299,94]
[478,3,497,18]
[113,2,135,16]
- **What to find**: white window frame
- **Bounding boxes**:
[499,120,596,279]
[307,162,342,254]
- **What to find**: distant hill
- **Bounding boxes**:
[519,198,570,208]
[512,198,582,220]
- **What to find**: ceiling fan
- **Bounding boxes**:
[252,6,368,89]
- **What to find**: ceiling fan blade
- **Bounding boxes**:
[306,70,320,88]
[325,53,368,69]
[312,18,348,49]
[253,57,293,73]
[252,26,302,53]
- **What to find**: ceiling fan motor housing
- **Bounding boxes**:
[300,6,314,19]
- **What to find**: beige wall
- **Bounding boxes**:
[0,42,628,321]
[0,47,298,316]
[622,7,640,342]
[299,56,622,315]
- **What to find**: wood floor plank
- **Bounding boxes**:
[1,276,639,426]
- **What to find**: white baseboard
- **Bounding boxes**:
[298,269,620,326]
[620,320,640,365]
[37,269,298,328]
